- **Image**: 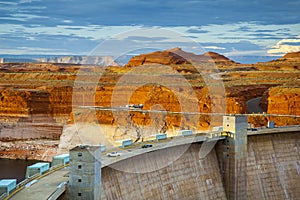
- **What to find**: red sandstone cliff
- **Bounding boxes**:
[0,49,299,160]
[126,48,236,67]
[282,51,300,60]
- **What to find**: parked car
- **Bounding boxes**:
[142,144,153,148]
[106,152,121,157]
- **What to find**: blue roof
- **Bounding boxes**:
[28,162,49,168]
[53,154,69,159]
[0,179,16,186]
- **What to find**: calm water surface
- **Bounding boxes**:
[0,158,40,183]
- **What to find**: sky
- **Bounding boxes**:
[0,0,299,63]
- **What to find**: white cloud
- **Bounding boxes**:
[224,50,269,56]
[62,20,73,24]
[0,22,299,57]
[0,13,49,22]
[0,1,18,5]
[19,0,41,3]
[267,36,300,55]
[203,46,226,50]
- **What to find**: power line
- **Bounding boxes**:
[77,106,300,118]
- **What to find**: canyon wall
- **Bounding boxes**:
[259,87,300,126]
[0,50,299,161]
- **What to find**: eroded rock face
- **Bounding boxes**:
[266,87,300,125]
[0,140,58,161]
[0,49,299,160]
[126,49,189,67]
[0,90,30,117]
[267,87,300,115]
[256,51,300,71]
[282,51,300,60]
[256,87,300,126]
[126,48,236,67]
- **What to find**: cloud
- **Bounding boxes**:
[267,36,300,55]
[125,36,169,42]
[203,46,226,50]
[0,13,49,22]
[0,1,18,5]
[0,30,97,55]
[0,0,299,58]
[186,28,209,34]
[0,0,299,27]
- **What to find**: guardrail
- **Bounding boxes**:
[4,163,69,200]
[0,192,7,200]
[104,131,216,154]
[47,181,68,200]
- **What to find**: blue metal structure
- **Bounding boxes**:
[121,139,133,148]
[26,162,50,178]
[52,154,70,166]
[0,179,16,195]
[178,130,193,136]
[100,145,106,152]
[156,134,167,141]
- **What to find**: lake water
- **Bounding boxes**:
[0,158,40,183]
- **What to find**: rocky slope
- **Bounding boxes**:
[255,51,300,71]
[281,51,300,60]
[126,48,236,67]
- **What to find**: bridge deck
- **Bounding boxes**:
[10,168,69,200]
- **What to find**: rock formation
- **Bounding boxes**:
[258,87,300,126]
[282,51,300,60]
[0,49,299,160]
[126,48,236,67]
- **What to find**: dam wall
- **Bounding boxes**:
[246,132,300,199]
[101,143,227,200]
[101,131,300,200]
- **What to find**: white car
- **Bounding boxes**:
[106,152,121,157]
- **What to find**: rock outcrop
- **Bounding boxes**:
[282,51,300,60]
[267,87,300,115]
[126,48,236,67]
[126,48,189,67]
[258,87,300,126]
[256,51,300,71]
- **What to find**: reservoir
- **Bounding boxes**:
[0,158,40,183]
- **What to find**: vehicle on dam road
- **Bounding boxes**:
[141,144,153,148]
[106,152,121,157]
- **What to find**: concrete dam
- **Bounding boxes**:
[4,116,300,200]
[99,131,299,200]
